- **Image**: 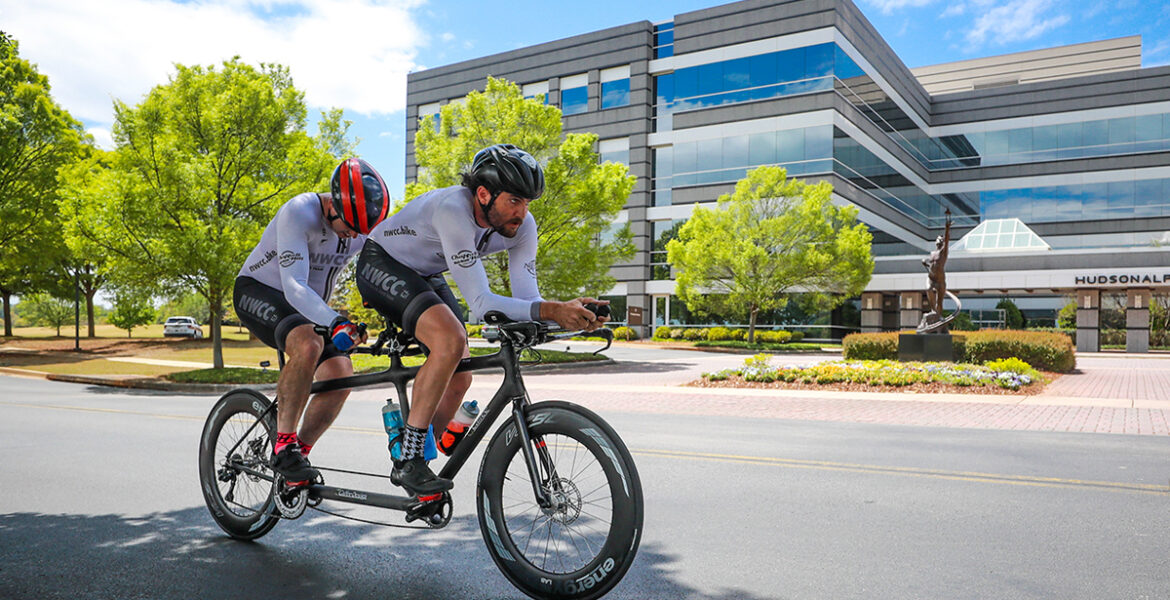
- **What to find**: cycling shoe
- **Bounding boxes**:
[391,457,453,496]
[272,444,319,485]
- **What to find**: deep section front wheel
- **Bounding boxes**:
[198,388,280,540]
[477,401,643,600]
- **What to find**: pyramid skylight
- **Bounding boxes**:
[954,218,1050,253]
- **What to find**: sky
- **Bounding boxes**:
[3,0,1169,202]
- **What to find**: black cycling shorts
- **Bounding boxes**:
[355,239,465,337]
[233,276,345,366]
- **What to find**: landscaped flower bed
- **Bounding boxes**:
[699,355,1050,393]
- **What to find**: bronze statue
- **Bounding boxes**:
[918,210,960,333]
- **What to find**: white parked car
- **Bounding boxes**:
[164,316,204,339]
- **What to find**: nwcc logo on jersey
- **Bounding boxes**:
[248,250,278,273]
[360,264,410,298]
[279,251,304,268]
[382,225,417,237]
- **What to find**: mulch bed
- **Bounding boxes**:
[688,373,1060,395]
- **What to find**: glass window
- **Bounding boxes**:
[674,142,697,176]
[696,62,722,97]
[1008,128,1032,156]
[834,45,865,80]
[805,126,832,160]
[1107,181,1135,213]
[723,57,751,89]
[748,132,776,166]
[1082,120,1108,148]
[674,67,698,101]
[776,47,805,82]
[985,130,1010,158]
[601,79,630,109]
[656,73,674,106]
[1033,125,1059,151]
[1135,179,1161,217]
[748,53,778,89]
[561,86,588,115]
[654,146,673,178]
[723,136,749,169]
[776,129,805,163]
[805,43,833,79]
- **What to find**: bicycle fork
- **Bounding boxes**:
[511,406,560,510]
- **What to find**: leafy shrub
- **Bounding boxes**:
[466,324,483,338]
[963,330,1075,372]
[790,331,804,342]
[1100,329,1126,346]
[729,328,746,341]
[1027,327,1075,344]
[985,357,1035,375]
[842,332,899,360]
[653,326,672,340]
[756,330,792,344]
[669,328,686,340]
[682,328,707,341]
[1057,301,1077,329]
[997,298,1027,329]
[707,326,732,341]
[612,326,638,341]
[948,311,977,331]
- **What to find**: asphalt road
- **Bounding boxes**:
[2,375,1169,600]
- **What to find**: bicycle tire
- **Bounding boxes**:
[198,388,280,540]
[477,401,643,600]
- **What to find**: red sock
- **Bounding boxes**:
[274,432,298,455]
[300,442,313,457]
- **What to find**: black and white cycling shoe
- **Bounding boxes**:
[391,457,453,496]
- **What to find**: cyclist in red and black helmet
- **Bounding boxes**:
[233,157,391,486]
[354,144,608,496]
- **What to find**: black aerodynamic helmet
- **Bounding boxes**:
[330,158,390,234]
[468,144,544,200]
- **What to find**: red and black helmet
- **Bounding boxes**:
[329,158,390,234]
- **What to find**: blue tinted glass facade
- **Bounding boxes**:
[561,86,588,115]
[668,125,834,187]
[601,79,630,109]
[655,43,846,127]
[654,22,673,58]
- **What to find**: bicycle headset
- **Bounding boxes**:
[330,158,390,234]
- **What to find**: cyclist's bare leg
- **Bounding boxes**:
[297,355,354,447]
[276,324,324,433]
[407,304,467,431]
[431,352,472,432]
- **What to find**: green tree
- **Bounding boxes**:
[0,35,85,335]
[1057,300,1077,329]
[19,292,73,336]
[57,147,118,337]
[79,58,339,368]
[666,166,874,342]
[996,298,1026,329]
[108,292,156,338]
[409,76,635,300]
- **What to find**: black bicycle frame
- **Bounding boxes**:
[298,334,552,508]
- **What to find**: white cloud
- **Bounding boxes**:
[0,0,426,128]
[86,126,114,150]
[441,32,456,43]
[966,0,1070,47]
[863,0,936,15]
[940,3,966,17]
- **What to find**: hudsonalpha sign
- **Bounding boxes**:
[1075,273,1170,285]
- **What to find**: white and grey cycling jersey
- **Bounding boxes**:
[239,192,365,326]
[367,185,543,322]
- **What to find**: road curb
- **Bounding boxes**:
[4,358,614,394]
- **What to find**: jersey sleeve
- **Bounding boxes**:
[507,215,544,303]
[434,198,541,322]
[277,199,342,326]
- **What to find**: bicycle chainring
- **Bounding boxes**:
[405,492,453,529]
[275,480,309,519]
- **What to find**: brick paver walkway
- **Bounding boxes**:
[1039,355,1170,403]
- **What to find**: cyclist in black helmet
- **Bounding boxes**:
[234,158,391,486]
[356,144,608,496]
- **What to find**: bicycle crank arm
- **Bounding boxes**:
[308,485,416,511]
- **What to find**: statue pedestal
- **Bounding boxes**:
[898,333,955,362]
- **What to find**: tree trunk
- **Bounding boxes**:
[210,292,224,369]
[86,289,97,338]
[2,291,11,337]
[748,307,758,344]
